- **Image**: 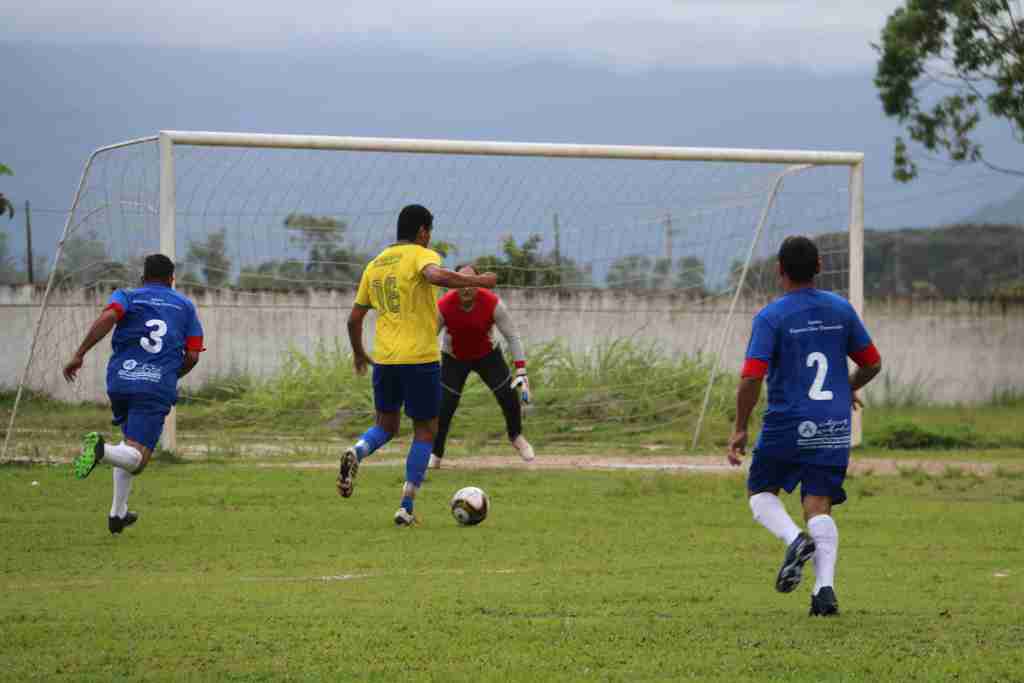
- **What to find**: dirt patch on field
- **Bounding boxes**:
[262,455,1016,476]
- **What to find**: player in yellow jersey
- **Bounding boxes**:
[338,204,497,526]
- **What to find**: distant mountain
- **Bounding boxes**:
[739,224,1024,299]
[863,224,1024,298]
[4,38,1024,273]
[959,186,1024,226]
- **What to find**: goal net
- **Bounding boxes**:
[2,132,862,461]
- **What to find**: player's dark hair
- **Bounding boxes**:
[397,204,433,242]
[455,263,477,273]
[778,236,819,283]
[143,254,175,283]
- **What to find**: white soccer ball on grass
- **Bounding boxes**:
[450,486,489,526]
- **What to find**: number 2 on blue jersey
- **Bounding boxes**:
[806,352,834,401]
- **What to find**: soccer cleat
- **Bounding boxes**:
[775,532,817,593]
[73,432,105,480]
[428,453,443,470]
[394,508,417,527]
[809,587,840,616]
[336,448,359,498]
[511,435,535,462]
[108,511,138,535]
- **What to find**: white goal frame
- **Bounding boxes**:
[3,130,864,458]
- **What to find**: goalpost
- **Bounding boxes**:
[2,131,863,461]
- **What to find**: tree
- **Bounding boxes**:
[236,213,370,291]
[651,257,673,290]
[605,254,708,293]
[282,212,366,288]
[431,240,458,260]
[474,234,590,288]
[674,256,707,294]
[607,255,654,290]
[186,229,232,288]
[0,230,19,284]
[875,2,1024,181]
[0,163,14,220]
[284,212,345,245]
[237,259,307,291]
[55,231,131,287]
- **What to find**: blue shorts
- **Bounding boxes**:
[747,455,848,505]
[108,393,172,451]
[372,362,441,420]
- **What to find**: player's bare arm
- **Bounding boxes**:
[347,304,373,375]
[849,359,882,410]
[729,376,763,465]
[422,264,498,289]
[178,350,202,378]
[63,308,120,382]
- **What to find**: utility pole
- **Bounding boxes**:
[664,211,674,263]
[553,212,561,268]
[24,200,33,285]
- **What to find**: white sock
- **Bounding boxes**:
[749,492,802,546]
[807,514,839,595]
[104,441,142,471]
[111,467,134,518]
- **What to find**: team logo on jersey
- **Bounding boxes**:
[118,362,161,383]
[796,418,851,450]
[798,421,818,438]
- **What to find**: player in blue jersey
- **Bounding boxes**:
[63,254,205,534]
[728,236,882,616]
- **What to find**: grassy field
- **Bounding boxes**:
[3,344,1022,678]
[4,341,1024,462]
[2,461,1023,681]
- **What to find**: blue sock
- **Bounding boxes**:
[353,425,392,461]
[401,495,414,513]
[405,439,432,487]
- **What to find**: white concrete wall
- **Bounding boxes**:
[2,285,1022,404]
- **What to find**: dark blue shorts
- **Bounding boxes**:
[748,455,848,505]
[108,393,172,451]
[372,362,441,420]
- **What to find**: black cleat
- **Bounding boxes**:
[108,511,138,535]
[336,448,359,498]
[775,532,816,593]
[809,586,840,616]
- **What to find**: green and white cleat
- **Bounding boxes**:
[73,432,105,480]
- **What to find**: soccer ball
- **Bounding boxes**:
[450,486,489,526]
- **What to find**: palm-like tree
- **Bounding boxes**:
[0,163,13,219]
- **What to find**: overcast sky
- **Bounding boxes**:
[5,0,1022,257]
[5,1,904,69]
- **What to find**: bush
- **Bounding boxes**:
[869,421,982,450]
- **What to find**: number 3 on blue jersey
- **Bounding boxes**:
[806,352,833,401]
[141,319,167,353]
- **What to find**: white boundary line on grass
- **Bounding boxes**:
[239,568,522,584]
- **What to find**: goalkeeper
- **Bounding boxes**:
[430,264,535,468]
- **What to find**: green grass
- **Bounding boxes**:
[4,343,1024,461]
[2,462,1023,681]
[2,341,740,459]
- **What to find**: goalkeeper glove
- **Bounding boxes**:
[510,365,530,405]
